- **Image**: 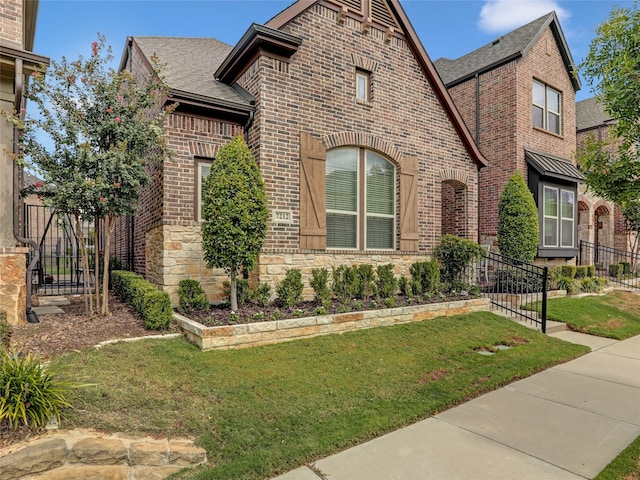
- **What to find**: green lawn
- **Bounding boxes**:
[51,312,588,480]
[545,291,640,340]
[595,435,640,480]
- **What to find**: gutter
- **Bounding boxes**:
[12,58,39,323]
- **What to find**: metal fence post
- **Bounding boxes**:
[541,266,548,334]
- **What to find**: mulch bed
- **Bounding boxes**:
[180,292,474,326]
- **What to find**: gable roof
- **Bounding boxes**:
[119,36,254,113]
[433,12,581,91]
[576,97,614,131]
[265,0,487,169]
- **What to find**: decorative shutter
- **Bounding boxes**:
[299,132,327,250]
[399,156,419,251]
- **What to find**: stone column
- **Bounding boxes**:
[0,246,28,325]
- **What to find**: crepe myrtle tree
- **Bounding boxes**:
[3,36,174,315]
[201,136,268,312]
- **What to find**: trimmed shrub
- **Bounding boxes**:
[250,283,272,308]
[276,269,304,308]
[111,270,172,330]
[561,265,577,279]
[497,172,539,263]
[493,267,544,293]
[0,349,73,430]
[357,264,376,300]
[310,268,331,306]
[609,263,623,277]
[398,275,410,297]
[331,265,349,303]
[178,279,209,313]
[575,266,587,279]
[587,265,596,278]
[620,261,631,274]
[375,264,397,299]
[409,260,440,295]
[434,235,483,286]
[0,310,11,349]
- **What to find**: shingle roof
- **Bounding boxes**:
[525,149,584,183]
[132,36,252,108]
[433,12,579,90]
[576,97,614,131]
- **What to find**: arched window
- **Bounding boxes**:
[326,147,395,249]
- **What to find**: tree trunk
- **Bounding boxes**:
[230,269,238,312]
[94,215,101,313]
[101,214,116,316]
[73,213,94,315]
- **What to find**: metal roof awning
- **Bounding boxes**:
[525,149,585,183]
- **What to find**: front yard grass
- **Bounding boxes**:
[595,434,640,480]
[544,291,640,340]
[51,312,588,480]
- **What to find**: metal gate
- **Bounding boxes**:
[23,204,101,296]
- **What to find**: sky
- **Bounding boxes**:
[33,0,634,103]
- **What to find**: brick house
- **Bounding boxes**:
[434,12,584,263]
[576,97,636,253]
[0,0,48,324]
[115,0,488,303]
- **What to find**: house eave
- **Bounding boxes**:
[215,23,302,84]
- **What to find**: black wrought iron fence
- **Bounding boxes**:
[475,252,548,333]
[579,240,640,289]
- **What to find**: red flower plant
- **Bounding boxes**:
[106,107,113,113]
[91,41,99,56]
[115,117,121,123]
[100,197,106,202]
[34,181,42,188]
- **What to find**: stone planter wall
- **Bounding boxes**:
[0,429,206,480]
[175,298,490,351]
[0,247,28,325]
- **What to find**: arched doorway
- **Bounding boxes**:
[594,204,611,247]
[441,180,468,238]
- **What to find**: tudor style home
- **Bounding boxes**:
[576,97,636,253]
[0,0,48,324]
[115,0,488,303]
[434,12,584,263]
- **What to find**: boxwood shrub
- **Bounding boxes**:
[111,270,172,330]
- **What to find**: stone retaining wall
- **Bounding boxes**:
[0,429,207,480]
[175,297,490,351]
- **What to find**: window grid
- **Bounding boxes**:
[542,185,575,248]
[197,160,212,222]
[326,148,395,250]
[532,80,561,135]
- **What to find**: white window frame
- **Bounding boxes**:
[542,184,575,248]
[356,70,370,103]
[196,160,212,222]
[326,147,396,251]
[533,80,561,135]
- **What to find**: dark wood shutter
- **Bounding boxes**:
[299,132,327,250]
[399,156,419,251]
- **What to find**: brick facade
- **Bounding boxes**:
[0,0,23,47]
[119,0,483,303]
[445,22,579,265]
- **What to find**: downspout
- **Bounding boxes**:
[13,58,39,323]
[243,110,254,144]
[475,72,480,144]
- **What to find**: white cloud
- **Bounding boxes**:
[478,0,570,33]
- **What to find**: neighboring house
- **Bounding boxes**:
[0,0,48,324]
[434,12,584,263]
[114,0,488,303]
[576,97,636,253]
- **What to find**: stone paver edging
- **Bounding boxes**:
[0,429,207,480]
[175,297,490,350]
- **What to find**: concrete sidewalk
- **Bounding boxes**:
[273,332,640,480]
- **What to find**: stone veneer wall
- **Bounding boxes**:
[176,298,490,351]
[0,429,206,480]
[145,224,432,305]
[0,247,28,325]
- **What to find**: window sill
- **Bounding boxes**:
[356,99,373,108]
[533,126,563,140]
[537,247,578,258]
